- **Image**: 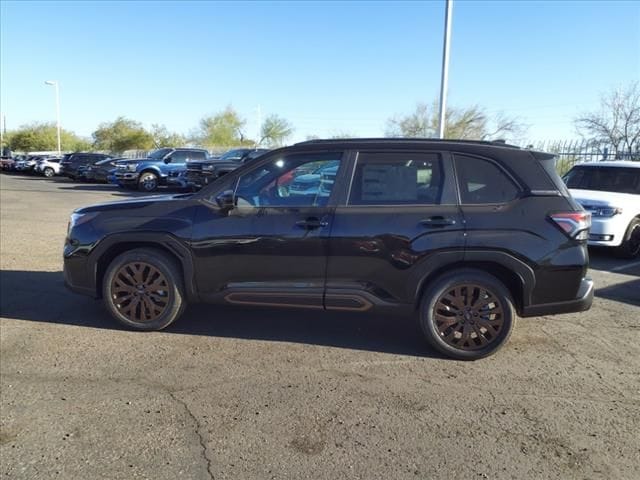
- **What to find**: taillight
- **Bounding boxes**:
[550,212,591,241]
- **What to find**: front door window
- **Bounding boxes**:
[234,152,342,208]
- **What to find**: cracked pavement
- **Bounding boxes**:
[1,174,639,479]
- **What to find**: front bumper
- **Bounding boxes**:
[114,171,140,184]
[521,277,594,317]
[586,216,628,247]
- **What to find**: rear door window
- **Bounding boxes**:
[348,152,445,205]
[454,155,520,204]
[169,151,189,164]
[188,151,207,162]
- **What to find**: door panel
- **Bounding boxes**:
[190,151,344,305]
[326,150,464,307]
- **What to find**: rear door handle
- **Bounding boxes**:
[420,216,456,228]
[295,217,329,229]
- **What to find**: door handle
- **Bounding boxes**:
[420,216,456,228]
[295,217,329,229]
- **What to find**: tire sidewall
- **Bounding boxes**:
[44,167,54,177]
[139,172,158,192]
[102,249,184,330]
[419,269,515,360]
[617,219,640,258]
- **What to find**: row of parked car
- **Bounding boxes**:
[1,148,271,192]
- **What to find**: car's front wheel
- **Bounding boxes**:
[616,218,640,259]
[138,172,159,192]
[102,248,186,330]
[43,167,55,177]
[419,269,515,360]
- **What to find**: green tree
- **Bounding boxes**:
[385,101,525,142]
[7,122,91,152]
[197,106,250,147]
[92,117,154,153]
[259,114,294,147]
[151,124,186,148]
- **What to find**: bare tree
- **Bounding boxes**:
[575,82,640,158]
[385,101,525,142]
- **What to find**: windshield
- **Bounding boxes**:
[148,148,172,159]
[564,166,640,194]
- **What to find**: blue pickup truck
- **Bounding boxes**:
[111,148,209,191]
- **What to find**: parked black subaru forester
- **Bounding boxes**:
[64,139,593,360]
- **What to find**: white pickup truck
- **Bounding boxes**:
[564,161,640,258]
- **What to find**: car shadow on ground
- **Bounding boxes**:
[588,248,640,307]
[0,269,437,358]
[595,278,640,306]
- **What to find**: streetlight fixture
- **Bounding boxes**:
[44,80,61,155]
[437,0,453,139]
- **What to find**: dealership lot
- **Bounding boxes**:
[1,173,639,479]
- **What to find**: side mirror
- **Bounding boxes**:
[164,156,172,164]
[216,190,235,210]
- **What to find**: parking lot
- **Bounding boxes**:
[1,172,639,479]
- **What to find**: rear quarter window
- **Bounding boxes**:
[454,154,520,204]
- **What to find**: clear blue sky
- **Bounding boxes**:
[1,0,638,144]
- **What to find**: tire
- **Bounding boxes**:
[138,171,159,192]
[615,219,640,259]
[418,269,516,360]
[102,248,186,330]
[43,167,55,178]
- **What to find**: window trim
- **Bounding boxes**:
[452,152,524,206]
[344,150,455,207]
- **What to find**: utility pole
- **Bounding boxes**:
[45,80,61,155]
[256,104,262,147]
[437,0,453,139]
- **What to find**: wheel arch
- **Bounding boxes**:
[139,167,162,177]
[90,233,198,302]
[414,251,535,315]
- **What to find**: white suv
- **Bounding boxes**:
[35,157,62,177]
[564,161,640,258]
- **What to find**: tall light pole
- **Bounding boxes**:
[437,0,453,139]
[44,80,61,155]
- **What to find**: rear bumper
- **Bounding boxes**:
[521,277,594,317]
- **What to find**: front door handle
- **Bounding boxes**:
[420,216,456,228]
[295,217,329,229]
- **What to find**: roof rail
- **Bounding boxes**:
[294,137,520,148]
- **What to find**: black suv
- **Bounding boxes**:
[184,148,270,190]
[60,152,113,180]
[64,139,593,360]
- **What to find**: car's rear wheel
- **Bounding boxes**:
[138,172,158,192]
[616,219,640,259]
[43,167,55,177]
[102,248,185,330]
[419,269,515,360]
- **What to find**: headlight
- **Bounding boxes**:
[592,207,622,217]
[203,164,215,171]
[127,163,138,172]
